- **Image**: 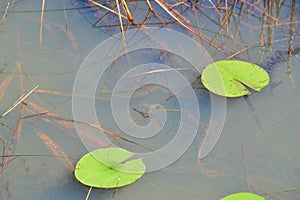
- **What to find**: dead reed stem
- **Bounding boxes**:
[39,0,46,46]
[87,0,127,20]
[0,2,10,29]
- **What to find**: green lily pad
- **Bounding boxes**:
[74,148,145,189]
[221,192,265,200]
[201,60,270,97]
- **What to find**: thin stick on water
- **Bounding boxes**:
[39,0,46,46]
[1,85,39,118]
[120,0,133,21]
[87,0,127,20]
[0,2,10,30]
[146,0,168,26]
[115,0,125,37]
[85,187,93,200]
[225,46,253,59]
[146,0,154,12]
[208,0,222,17]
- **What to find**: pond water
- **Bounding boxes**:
[0,0,299,199]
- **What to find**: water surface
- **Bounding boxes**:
[0,0,299,199]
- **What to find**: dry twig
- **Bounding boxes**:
[0,2,10,29]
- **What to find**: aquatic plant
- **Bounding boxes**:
[221,192,265,200]
[201,60,270,97]
[74,147,145,189]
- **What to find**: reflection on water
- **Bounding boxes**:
[0,0,299,199]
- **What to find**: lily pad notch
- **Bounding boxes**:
[201,60,270,97]
[74,147,146,189]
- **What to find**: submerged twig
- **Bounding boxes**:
[263,188,300,195]
[116,0,125,37]
[286,0,297,87]
[7,104,23,156]
[241,144,253,192]
[243,95,265,135]
[0,153,77,159]
[23,101,152,150]
[34,129,74,172]
[241,0,278,22]
[132,108,150,119]
[154,0,229,54]
[1,104,23,175]
[0,136,6,168]
[58,0,70,52]
[0,67,17,100]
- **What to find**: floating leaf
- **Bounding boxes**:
[201,60,270,97]
[221,192,265,200]
[74,148,145,189]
